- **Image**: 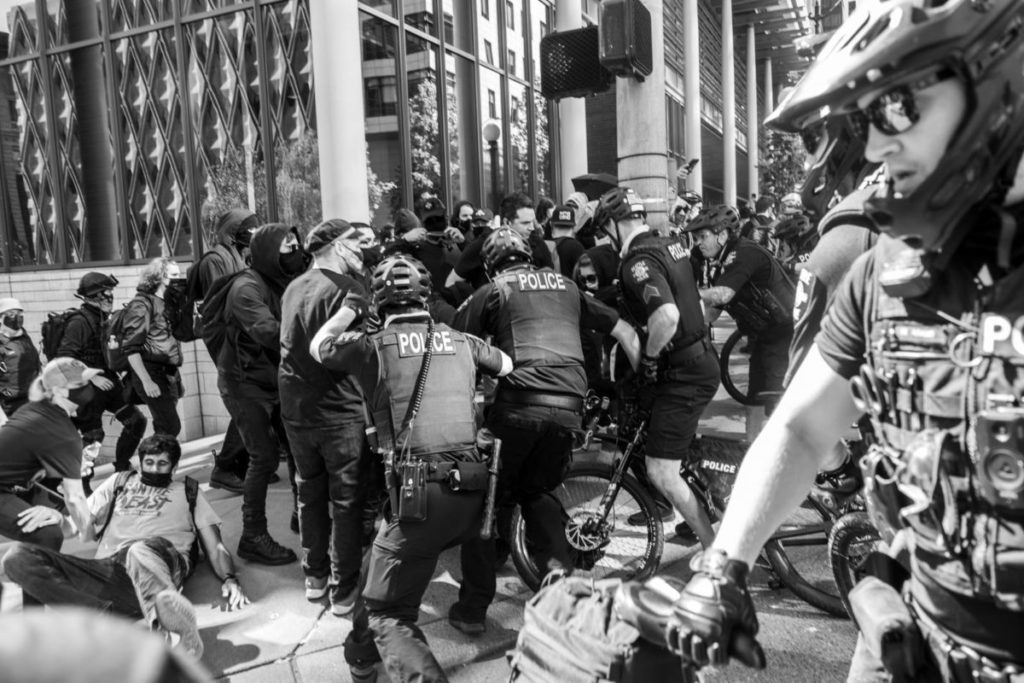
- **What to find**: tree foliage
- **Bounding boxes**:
[759,129,806,199]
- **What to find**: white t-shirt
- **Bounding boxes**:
[88,474,221,560]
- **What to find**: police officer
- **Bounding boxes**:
[665,1,1024,680]
[594,187,720,546]
[450,227,639,632]
[310,254,512,683]
[770,213,819,277]
[686,205,795,401]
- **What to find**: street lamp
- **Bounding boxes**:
[482,118,502,212]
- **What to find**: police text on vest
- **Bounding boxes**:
[517,271,566,291]
[397,330,457,357]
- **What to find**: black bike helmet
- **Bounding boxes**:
[684,205,740,235]
[595,187,646,225]
[482,227,533,275]
[370,255,432,310]
[798,116,879,219]
[772,214,819,254]
[766,0,1024,263]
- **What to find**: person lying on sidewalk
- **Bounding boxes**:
[0,434,249,659]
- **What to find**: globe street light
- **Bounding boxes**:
[482,118,502,212]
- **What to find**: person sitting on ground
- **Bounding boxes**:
[1,434,250,660]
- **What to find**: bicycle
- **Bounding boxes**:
[718,328,764,406]
[507,396,855,617]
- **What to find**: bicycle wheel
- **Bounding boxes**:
[509,462,664,592]
[828,511,884,621]
[762,500,847,617]
[719,329,762,406]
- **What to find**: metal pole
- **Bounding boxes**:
[489,140,499,212]
[722,0,736,206]
[746,25,758,202]
[683,0,702,193]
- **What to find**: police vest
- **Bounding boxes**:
[861,236,1024,611]
[716,238,795,337]
[618,236,705,351]
[368,320,479,458]
[491,266,586,396]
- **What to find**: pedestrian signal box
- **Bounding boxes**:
[540,26,613,100]
[599,0,653,81]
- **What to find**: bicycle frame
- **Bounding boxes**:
[585,419,648,534]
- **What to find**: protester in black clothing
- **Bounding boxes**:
[686,206,795,399]
[0,358,97,552]
[58,273,147,473]
[454,191,555,290]
[467,208,492,240]
[0,298,39,417]
[450,200,475,235]
[451,227,639,632]
[280,219,374,615]
[122,259,185,437]
[193,208,259,492]
[547,205,586,278]
[217,223,304,566]
[312,254,512,683]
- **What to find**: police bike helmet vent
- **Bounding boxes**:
[371,255,432,310]
[766,0,1024,263]
[482,227,533,275]
[686,205,740,235]
[595,187,647,226]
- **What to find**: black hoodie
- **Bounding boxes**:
[195,209,255,298]
[218,223,300,397]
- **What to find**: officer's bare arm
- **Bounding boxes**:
[309,306,358,362]
[62,478,94,543]
[699,286,736,307]
[645,303,679,357]
[712,345,860,567]
[610,320,641,370]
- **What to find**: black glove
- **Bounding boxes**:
[342,290,369,319]
[668,550,766,670]
[639,353,659,385]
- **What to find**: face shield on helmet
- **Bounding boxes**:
[766,0,1024,265]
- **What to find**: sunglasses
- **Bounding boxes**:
[848,69,953,139]
[581,275,599,286]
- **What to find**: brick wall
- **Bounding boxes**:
[0,264,228,460]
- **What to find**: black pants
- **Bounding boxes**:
[749,329,792,399]
[0,490,64,551]
[344,482,486,682]
[457,402,579,621]
[129,365,181,437]
[215,419,251,478]
[286,421,372,595]
[73,374,147,471]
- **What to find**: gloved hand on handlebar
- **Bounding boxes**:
[668,549,766,670]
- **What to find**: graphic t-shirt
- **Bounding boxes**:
[89,475,221,560]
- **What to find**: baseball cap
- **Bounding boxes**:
[419,197,446,220]
[550,205,576,229]
[0,298,22,315]
[394,209,421,235]
[305,218,359,254]
[76,272,119,297]
[41,358,101,390]
[470,208,493,225]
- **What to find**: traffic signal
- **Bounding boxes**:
[540,26,613,100]
[599,0,653,80]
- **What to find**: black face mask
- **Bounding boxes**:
[361,245,384,270]
[2,314,22,330]
[280,250,306,276]
[67,384,95,408]
[140,471,173,488]
[459,218,472,231]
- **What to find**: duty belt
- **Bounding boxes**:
[496,389,584,412]
[664,336,709,366]
[909,596,1024,683]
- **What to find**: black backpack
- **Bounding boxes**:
[102,305,131,372]
[171,252,218,343]
[41,309,85,360]
[198,270,247,361]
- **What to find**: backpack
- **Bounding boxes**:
[96,471,203,575]
[198,270,247,361]
[172,252,216,343]
[102,305,131,372]
[507,577,689,683]
[41,309,85,360]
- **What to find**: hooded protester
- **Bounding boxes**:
[217,223,303,566]
[0,298,40,417]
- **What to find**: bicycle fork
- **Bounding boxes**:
[586,420,648,533]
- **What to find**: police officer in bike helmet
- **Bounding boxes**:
[770,213,818,277]
[666,1,1024,680]
[310,254,512,682]
[451,226,640,632]
[597,186,721,548]
[684,205,796,402]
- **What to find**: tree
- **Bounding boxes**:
[759,129,805,199]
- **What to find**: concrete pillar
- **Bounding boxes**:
[764,57,774,116]
[721,0,736,206]
[556,0,588,202]
[616,0,668,230]
[683,0,702,193]
[841,0,850,20]
[310,0,370,221]
[746,25,757,203]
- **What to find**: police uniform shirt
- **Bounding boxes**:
[454,266,619,397]
[618,233,705,346]
[713,237,785,303]
[816,231,1024,660]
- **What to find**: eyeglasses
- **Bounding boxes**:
[581,275,599,286]
[848,69,953,139]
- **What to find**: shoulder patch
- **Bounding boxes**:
[793,269,815,321]
[336,331,362,343]
[630,260,650,282]
[667,242,688,261]
[642,284,660,305]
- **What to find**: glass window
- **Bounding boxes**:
[445,52,480,211]
[478,0,500,68]
[479,65,504,211]
[508,79,529,194]
[483,39,493,65]
[356,1,397,19]
[45,0,102,48]
[481,0,489,19]
[507,49,515,77]
[361,11,401,227]
[505,0,526,79]
[406,32,442,203]
[180,0,244,19]
[109,0,174,34]
[3,0,41,58]
[487,88,496,118]
[365,76,398,117]
[442,0,472,52]
[505,1,514,30]
[404,0,437,37]
[530,0,552,198]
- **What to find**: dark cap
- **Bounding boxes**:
[77,272,119,297]
[394,209,421,235]
[305,218,358,254]
[550,205,576,228]
[471,208,493,225]
[419,197,446,220]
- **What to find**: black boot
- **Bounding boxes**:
[237,532,297,565]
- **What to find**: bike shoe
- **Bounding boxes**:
[237,532,297,566]
[674,522,697,542]
[448,604,486,636]
[628,503,674,526]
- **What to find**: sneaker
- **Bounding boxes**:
[688,550,704,573]
[305,575,329,601]
[448,604,486,636]
[237,533,297,566]
[209,468,244,494]
[674,522,696,542]
[628,503,674,526]
[154,590,203,659]
[330,584,358,617]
